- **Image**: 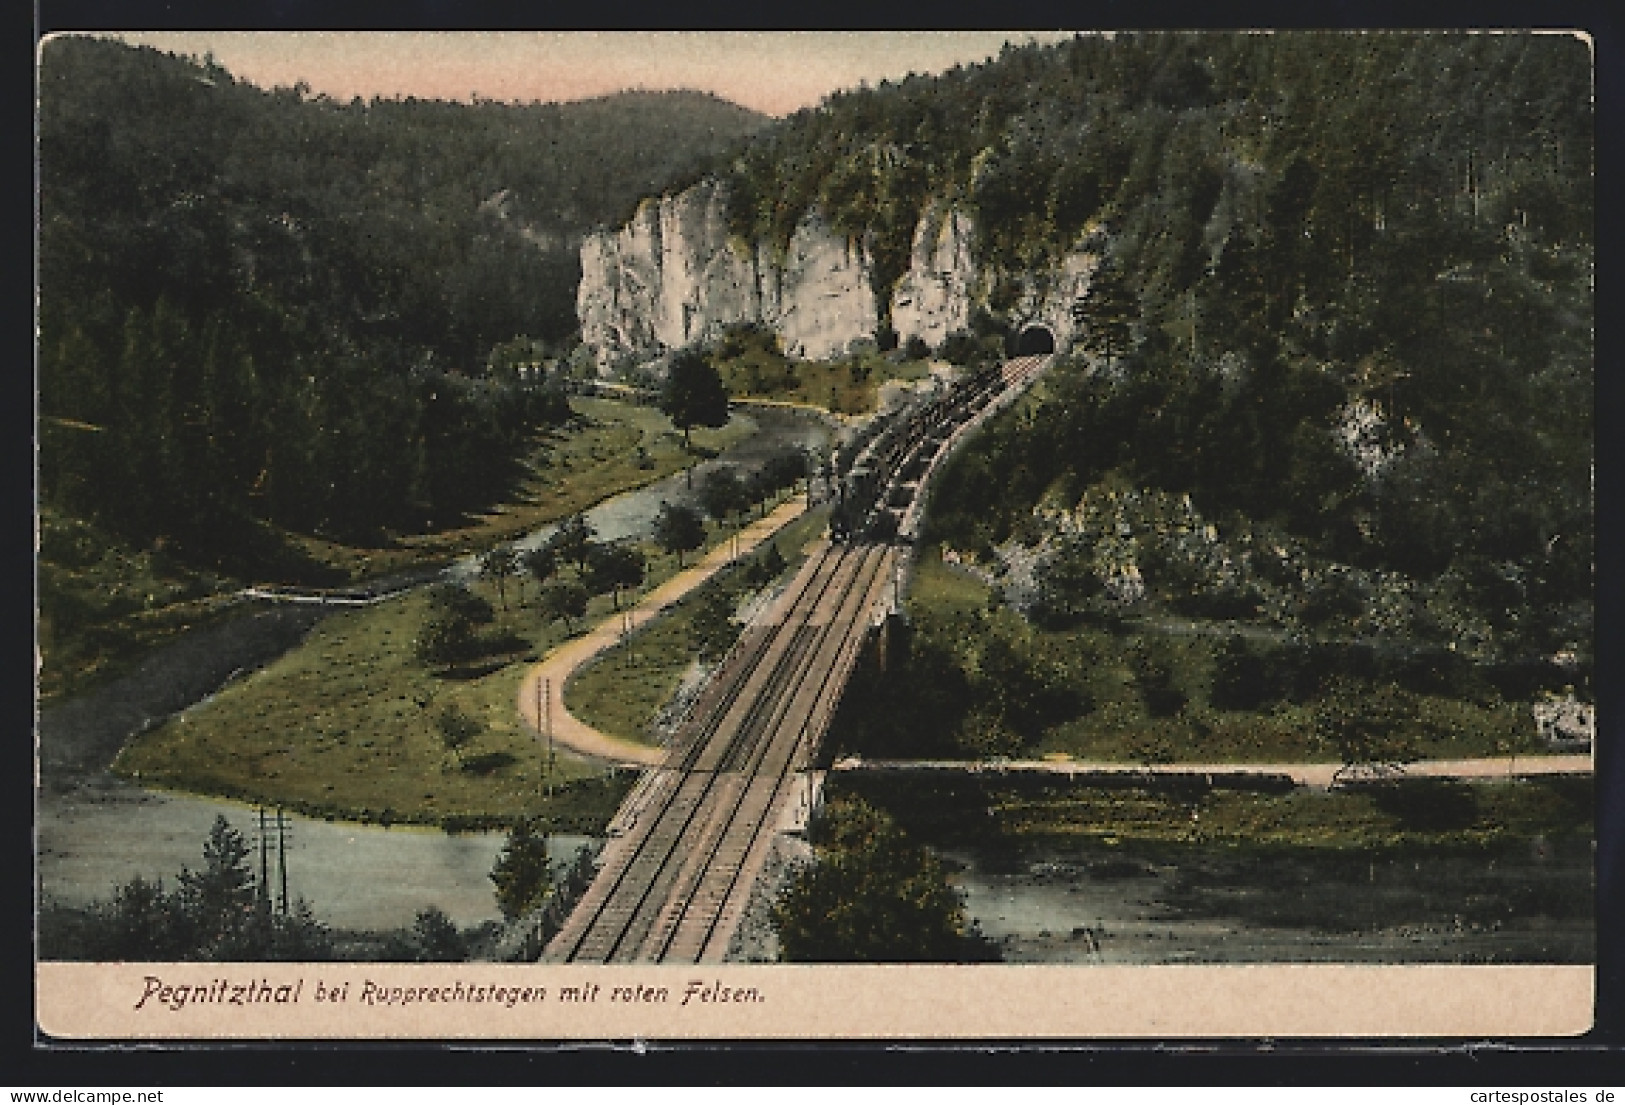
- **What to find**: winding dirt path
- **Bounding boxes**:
[516,495,811,768]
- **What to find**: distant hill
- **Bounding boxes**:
[37,34,766,550]
[40,36,768,364]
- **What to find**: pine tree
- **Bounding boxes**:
[1077,264,1137,369]
[177,815,258,955]
[490,820,553,922]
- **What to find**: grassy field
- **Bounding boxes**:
[566,506,831,743]
[276,397,756,582]
[39,398,754,706]
[1032,692,1531,764]
[905,546,994,618]
[112,503,783,830]
[716,345,932,416]
[895,547,1541,765]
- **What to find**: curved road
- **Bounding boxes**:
[516,496,812,767]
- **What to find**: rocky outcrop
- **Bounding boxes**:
[888,203,977,351]
[1027,248,1103,349]
[577,178,1103,372]
[577,179,876,369]
[576,181,750,359]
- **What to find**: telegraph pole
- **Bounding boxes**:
[258,807,270,906]
[542,679,555,799]
[276,808,289,915]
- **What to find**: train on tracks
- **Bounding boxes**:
[544,354,1051,965]
[828,356,1047,544]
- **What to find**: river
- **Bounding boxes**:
[36,404,835,937]
[948,834,1593,964]
[450,404,834,576]
[38,783,590,930]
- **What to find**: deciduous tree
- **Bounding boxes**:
[479,546,518,610]
[660,348,730,449]
[435,704,484,759]
[548,513,595,571]
[584,542,646,609]
[772,798,981,962]
[699,468,750,525]
[521,546,557,602]
[654,502,706,567]
[539,579,590,634]
[690,587,740,663]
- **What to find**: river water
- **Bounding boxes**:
[38,784,590,930]
[450,405,835,577]
[37,404,834,937]
[948,835,1594,964]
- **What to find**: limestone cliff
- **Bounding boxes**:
[577,179,1101,371]
[577,179,876,368]
[887,203,977,351]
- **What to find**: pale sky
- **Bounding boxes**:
[106,31,1077,118]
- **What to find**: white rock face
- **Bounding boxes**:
[577,180,876,370]
[1030,248,1102,349]
[768,212,878,361]
[1533,693,1594,747]
[889,204,977,350]
[577,178,1105,371]
[577,181,758,363]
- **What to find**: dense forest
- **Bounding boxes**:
[38,35,765,558]
[721,32,1591,677]
[37,32,1593,721]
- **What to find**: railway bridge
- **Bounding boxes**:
[544,355,1050,964]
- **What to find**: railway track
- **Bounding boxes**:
[545,541,895,962]
[543,355,1049,964]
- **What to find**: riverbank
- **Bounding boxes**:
[830,769,1593,853]
[945,832,1593,964]
[44,406,832,824]
[832,753,1593,791]
[38,397,756,706]
[36,784,590,930]
[827,769,1593,963]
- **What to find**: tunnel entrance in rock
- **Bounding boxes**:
[1014,325,1056,355]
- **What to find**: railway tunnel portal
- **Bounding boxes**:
[1013,323,1056,356]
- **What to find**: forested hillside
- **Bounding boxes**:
[723,33,1592,670]
[38,35,765,553]
[710,32,1592,765]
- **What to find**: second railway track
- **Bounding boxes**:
[543,355,1050,964]
[546,542,894,963]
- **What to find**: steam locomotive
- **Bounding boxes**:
[828,363,1010,544]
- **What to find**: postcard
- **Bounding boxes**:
[35,29,1596,1040]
